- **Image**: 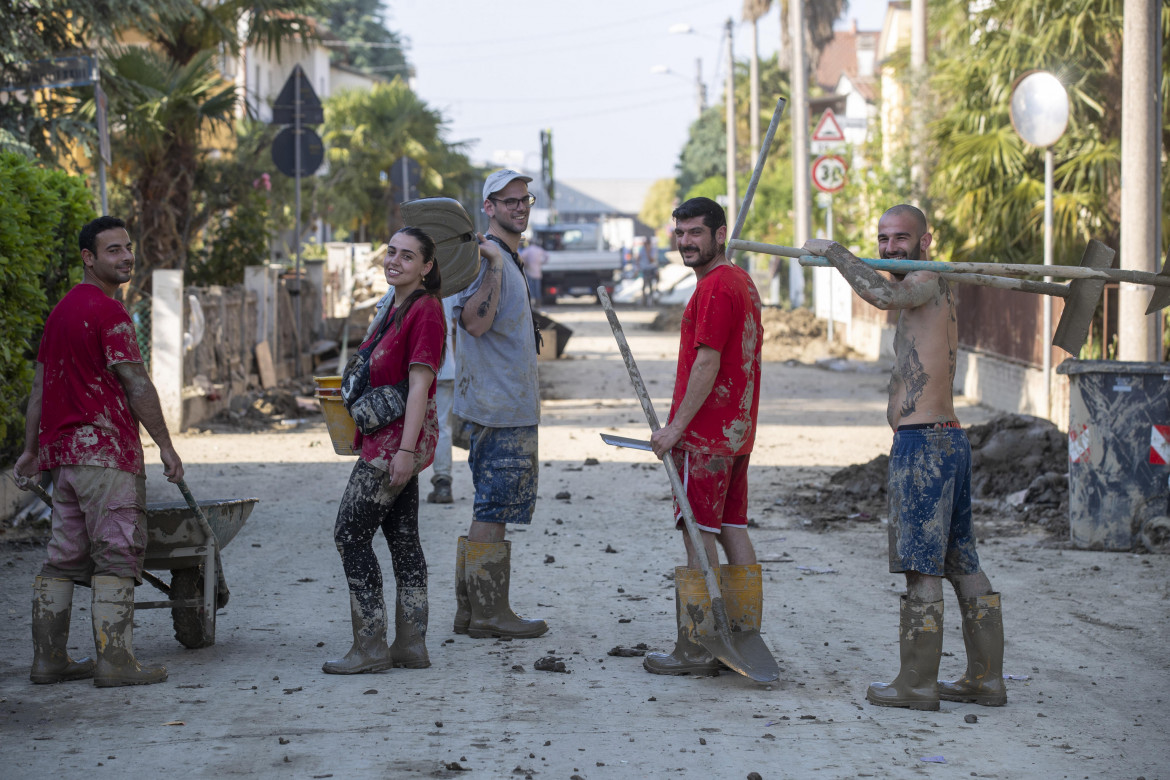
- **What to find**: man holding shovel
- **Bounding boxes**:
[450,169,547,639]
[644,197,766,676]
[803,204,1006,710]
[13,215,183,688]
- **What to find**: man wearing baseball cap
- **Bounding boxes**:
[449,169,548,639]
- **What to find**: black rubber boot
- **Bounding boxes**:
[453,537,469,634]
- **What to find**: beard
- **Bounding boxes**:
[681,241,719,268]
[880,243,922,261]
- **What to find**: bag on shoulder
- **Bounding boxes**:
[349,379,410,435]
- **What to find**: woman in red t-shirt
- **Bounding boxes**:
[323,226,446,675]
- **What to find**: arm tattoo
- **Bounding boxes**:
[476,290,493,318]
[898,342,929,416]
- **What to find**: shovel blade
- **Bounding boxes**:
[1053,240,1114,355]
[696,598,780,683]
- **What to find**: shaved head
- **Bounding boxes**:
[881,204,927,235]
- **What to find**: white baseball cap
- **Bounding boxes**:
[482,169,533,201]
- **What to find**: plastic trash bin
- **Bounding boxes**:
[1056,359,1170,551]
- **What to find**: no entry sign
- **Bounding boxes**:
[811,155,847,194]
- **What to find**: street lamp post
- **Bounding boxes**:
[1009,70,1069,420]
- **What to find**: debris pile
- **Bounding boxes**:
[196,381,321,433]
[647,305,858,362]
[784,414,1071,538]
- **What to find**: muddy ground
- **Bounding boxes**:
[1,303,1167,779]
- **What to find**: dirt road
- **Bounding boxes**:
[2,304,1167,779]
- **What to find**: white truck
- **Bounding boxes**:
[531,222,623,304]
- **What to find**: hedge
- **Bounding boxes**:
[0,151,94,464]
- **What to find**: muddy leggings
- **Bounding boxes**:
[334,459,427,593]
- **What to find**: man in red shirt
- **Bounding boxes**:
[13,216,184,688]
[645,197,766,676]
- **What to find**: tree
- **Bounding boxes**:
[319,0,410,76]
[320,79,477,242]
[926,0,1170,267]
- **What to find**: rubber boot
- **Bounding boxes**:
[389,586,430,668]
[91,575,167,688]
[453,536,469,634]
[643,567,720,676]
[321,587,395,674]
[866,597,943,711]
[464,540,548,639]
[938,593,1006,706]
[427,476,453,505]
[719,564,763,632]
[30,576,94,684]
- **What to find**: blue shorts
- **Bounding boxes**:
[467,424,538,525]
[887,427,981,576]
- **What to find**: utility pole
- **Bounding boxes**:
[749,17,760,164]
[1119,0,1163,360]
[910,0,927,200]
[725,18,738,234]
[789,0,809,306]
[695,58,706,116]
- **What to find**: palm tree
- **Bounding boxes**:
[102,46,238,292]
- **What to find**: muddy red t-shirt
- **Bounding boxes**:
[355,295,444,473]
[669,264,762,456]
[36,283,145,475]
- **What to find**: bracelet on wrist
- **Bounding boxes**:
[398,448,416,454]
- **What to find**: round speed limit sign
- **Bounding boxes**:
[811,154,848,194]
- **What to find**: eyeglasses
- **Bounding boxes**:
[488,194,536,210]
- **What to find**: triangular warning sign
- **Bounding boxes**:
[812,108,845,142]
[272,64,324,126]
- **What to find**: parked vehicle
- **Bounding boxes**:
[532,222,622,304]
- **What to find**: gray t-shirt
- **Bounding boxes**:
[452,244,540,427]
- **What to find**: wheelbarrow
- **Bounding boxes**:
[24,478,257,650]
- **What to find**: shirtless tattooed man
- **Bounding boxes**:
[803,204,1007,711]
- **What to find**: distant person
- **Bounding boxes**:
[638,237,659,305]
[450,169,547,639]
[803,204,1006,710]
[426,297,457,504]
[13,215,183,688]
[519,236,548,306]
[644,197,766,676]
[323,226,446,674]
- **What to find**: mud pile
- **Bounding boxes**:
[784,414,1070,539]
[647,305,857,363]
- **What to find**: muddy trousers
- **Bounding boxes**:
[334,460,426,593]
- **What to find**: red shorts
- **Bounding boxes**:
[672,450,750,532]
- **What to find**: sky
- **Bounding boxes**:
[390,0,889,181]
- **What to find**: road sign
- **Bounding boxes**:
[271,126,324,177]
[0,55,95,93]
[811,155,848,194]
[812,108,845,143]
[390,155,421,201]
[271,65,323,126]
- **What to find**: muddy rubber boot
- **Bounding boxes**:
[938,593,1006,706]
[389,586,430,668]
[643,567,720,676]
[453,537,469,634]
[464,540,548,639]
[321,588,395,674]
[30,576,94,684]
[866,597,943,711]
[427,476,453,505]
[91,575,167,688]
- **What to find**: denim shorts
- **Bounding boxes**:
[887,428,981,576]
[467,424,538,525]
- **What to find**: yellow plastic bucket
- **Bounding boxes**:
[314,375,358,456]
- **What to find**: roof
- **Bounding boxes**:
[814,26,881,93]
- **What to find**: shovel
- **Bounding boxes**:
[597,288,779,683]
